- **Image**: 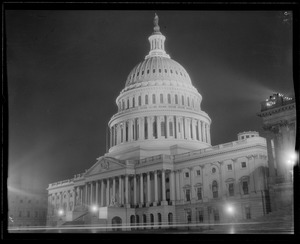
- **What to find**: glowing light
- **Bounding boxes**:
[58,209,64,216]
[225,204,235,215]
[91,205,99,213]
[286,151,298,167]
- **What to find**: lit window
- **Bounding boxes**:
[241,162,247,168]
[227,164,233,171]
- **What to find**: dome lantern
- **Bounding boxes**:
[145,14,170,59]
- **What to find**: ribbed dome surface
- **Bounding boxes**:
[125,56,192,87]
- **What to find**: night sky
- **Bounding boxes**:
[6,9,294,193]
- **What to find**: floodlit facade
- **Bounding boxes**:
[47,15,270,230]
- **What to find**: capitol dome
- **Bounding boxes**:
[107,14,212,160]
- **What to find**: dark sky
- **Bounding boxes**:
[6,10,294,192]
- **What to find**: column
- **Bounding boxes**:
[202,122,206,143]
[85,184,88,205]
[133,175,137,205]
[121,122,125,143]
[207,124,211,144]
[157,116,161,138]
[113,177,116,202]
[147,172,151,205]
[95,181,99,205]
[175,170,180,201]
[181,117,185,139]
[154,170,158,205]
[166,116,170,138]
[128,120,133,142]
[90,182,93,205]
[197,120,202,141]
[140,174,144,205]
[184,117,188,139]
[170,170,175,204]
[162,170,166,204]
[106,179,110,206]
[100,180,104,206]
[139,117,144,140]
[119,176,122,205]
[125,175,129,206]
[149,116,154,139]
[192,119,196,140]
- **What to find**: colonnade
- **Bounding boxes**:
[72,169,180,208]
[110,116,210,147]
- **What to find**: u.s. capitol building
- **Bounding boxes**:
[47,15,270,230]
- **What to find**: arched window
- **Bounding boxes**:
[169,121,173,136]
[212,181,218,199]
[138,96,141,106]
[122,100,125,110]
[132,97,135,107]
[175,94,178,104]
[187,97,190,107]
[160,94,164,103]
[127,99,130,109]
[182,95,185,105]
[168,94,171,104]
[152,94,156,104]
[150,214,154,228]
[136,215,139,225]
[145,95,148,105]
[158,213,162,228]
[168,212,173,225]
[130,215,135,229]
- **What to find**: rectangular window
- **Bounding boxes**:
[242,181,249,195]
[197,187,202,200]
[228,183,234,196]
[198,210,204,223]
[196,170,201,176]
[241,162,247,168]
[186,189,191,202]
[161,122,165,137]
[227,164,233,171]
[213,209,220,222]
[160,94,163,103]
[186,209,192,223]
[169,122,173,136]
[245,207,251,219]
[185,172,189,178]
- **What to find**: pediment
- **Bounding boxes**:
[85,157,125,176]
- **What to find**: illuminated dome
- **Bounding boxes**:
[125,56,192,88]
[107,14,212,160]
